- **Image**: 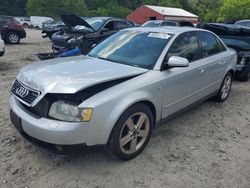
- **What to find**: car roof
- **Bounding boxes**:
[89,17,129,22]
[124,26,203,35]
[236,20,250,23]
[145,20,192,23]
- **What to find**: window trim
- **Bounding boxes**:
[113,20,131,30]
[100,19,132,33]
[196,31,227,59]
[160,31,201,71]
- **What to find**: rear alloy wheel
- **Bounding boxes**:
[6,32,20,44]
[213,72,232,102]
[108,103,154,160]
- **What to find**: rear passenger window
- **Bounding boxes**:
[167,32,200,62]
[197,32,223,57]
[113,21,130,30]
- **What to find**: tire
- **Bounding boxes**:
[0,50,4,57]
[108,103,154,160]
[6,32,20,44]
[237,67,250,82]
[213,72,233,102]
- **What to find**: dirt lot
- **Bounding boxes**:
[0,29,250,188]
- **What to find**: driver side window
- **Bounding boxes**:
[103,21,114,31]
[166,32,200,62]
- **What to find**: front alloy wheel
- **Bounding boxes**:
[108,103,154,160]
[6,32,20,44]
[119,112,150,155]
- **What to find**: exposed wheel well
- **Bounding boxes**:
[135,100,156,127]
[228,69,235,77]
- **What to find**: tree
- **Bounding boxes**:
[196,0,223,22]
[0,0,27,16]
[218,0,250,22]
[26,0,88,18]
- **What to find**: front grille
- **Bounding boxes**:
[11,80,41,105]
[20,97,51,118]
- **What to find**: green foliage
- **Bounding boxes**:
[0,0,27,16]
[197,0,224,22]
[88,7,131,18]
[0,0,249,23]
[26,0,88,18]
[218,0,250,22]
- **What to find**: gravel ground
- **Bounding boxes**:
[0,29,250,188]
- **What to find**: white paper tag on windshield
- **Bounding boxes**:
[148,33,171,39]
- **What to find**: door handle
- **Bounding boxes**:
[219,60,226,65]
[198,67,205,74]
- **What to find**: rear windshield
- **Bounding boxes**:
[142,21,161,27]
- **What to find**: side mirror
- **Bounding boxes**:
[167,56,189,68]
[91,43,96,49]
[101,28,109,33]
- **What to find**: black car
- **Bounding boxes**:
[235,20,250,28]
[42,20,66,39]
[0,16,26,44]
[51,14,134,54]
[199,23,250,81]
[142,20,194,27]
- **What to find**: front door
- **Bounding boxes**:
[160,31,206,118]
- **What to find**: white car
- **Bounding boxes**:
[15,17,31,28]
[30,16,54,29]
[0,37,5,57]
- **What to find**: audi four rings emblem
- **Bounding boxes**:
[15,87,29,98]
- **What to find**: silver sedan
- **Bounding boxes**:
[9,27,237,160]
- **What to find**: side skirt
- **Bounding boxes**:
[156,91,219,127]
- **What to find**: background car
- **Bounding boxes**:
[142,20,194,27]
[30,16,54,29]
[0,37,5,56]
[52,13,135,54]
[235,20,250,28]
[0,16,26,44]
[10,27,236,160]
[15,17,31,28]
[199,23,250,81]
[41,20,66,39]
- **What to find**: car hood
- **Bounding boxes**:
[17,56,148,94]
[61,13,94,31]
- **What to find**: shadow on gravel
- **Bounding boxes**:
[0,61,18,71]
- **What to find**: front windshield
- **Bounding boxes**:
[85,18,105,31]
[142,21,161,27]
[89,30,172,69]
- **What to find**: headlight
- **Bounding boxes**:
[68,38,76,44]
[48,101,93,122]
[239,58,246,65]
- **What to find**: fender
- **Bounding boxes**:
[84,90,162,145]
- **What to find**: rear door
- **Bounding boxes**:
[196,31,228,94]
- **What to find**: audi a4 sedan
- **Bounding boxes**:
[9,27,237,160]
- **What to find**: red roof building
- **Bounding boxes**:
[128,5,199,24]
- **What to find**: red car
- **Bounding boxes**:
[0,16,26,44]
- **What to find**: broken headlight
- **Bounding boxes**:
[48,101,93,122]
